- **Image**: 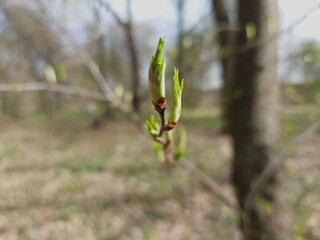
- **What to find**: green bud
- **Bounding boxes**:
[168,68,184,128]
[145,115,159,138]
[174,126,187,163]
[149,37,166,109]
[152,141,166,164]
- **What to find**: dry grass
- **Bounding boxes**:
[0,104,319,239]
[0,116,238,240]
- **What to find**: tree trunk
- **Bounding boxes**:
[125,0,141,113]
[230,0,291,239]
[126,22,141,113]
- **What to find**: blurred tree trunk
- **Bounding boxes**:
[230,0,291,239]
[99,0,142,112]
[125,0,141,113]
[98,32,115,120]
[93,5,114,121]
[211,0,236,133]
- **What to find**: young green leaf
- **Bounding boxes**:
[168,68,183,129]
[145,115,159,138]
[149,37,166,109]
[153,141,166,164]
[176,126,187,157]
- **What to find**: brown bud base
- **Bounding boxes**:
[154,104,165,113]
[168,121,177,128]
[152,97,166,113]
[156,97,166,106]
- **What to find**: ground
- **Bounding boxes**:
[0,105,319,240]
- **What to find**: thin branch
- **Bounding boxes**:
[35,1,147,134]
[181,3,320,74]
[234,3,320,54]
[245,120,320,208]
[0,82,106,101]
[157,108,166,138]
[97,0,126,27]
[180,158,238,210]
[184,12,212,35]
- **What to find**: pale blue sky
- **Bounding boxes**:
[57,0,320,47]
[53,0,320,88]
[105,0,320,39]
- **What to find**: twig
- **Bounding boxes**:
[181,3,320,74]
[157,107,166,137]
[234,3,320,55]
[245,120,320,208]
[180,158,237,209]
[0,82,106,101]
[153,105,174,164]
[37,3,147,135]
[97,0,126,27]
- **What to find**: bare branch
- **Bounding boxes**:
[233,3,320,55]
[180,158,238,210]
[246,120,320,208]
[0,82,106,101]
[182,3,320,74]
[98,0,126,27]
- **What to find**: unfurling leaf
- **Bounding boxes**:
[149,37,166,109]
[173,126,187,164]
[153,141,166,164]
[168,68,183,129]
[145,115,159,138]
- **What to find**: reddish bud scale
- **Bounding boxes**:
[153,97,166,112]
[156,97,166,107]
[169,122,177,127]
[164,121,177,131]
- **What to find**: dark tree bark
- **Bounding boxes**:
[125,0,141,113]
[229,0,291,239]
[95,0,142,112]
[125,23,141,113]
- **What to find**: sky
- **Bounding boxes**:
[54,0,320,88]
[57,0,320,48]
[105,0,320,39]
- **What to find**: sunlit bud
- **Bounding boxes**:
[149,37,166,110]
[145,115,159,138]
[153,141,166,164]
[173,126,187,164]
[168,68,183,129]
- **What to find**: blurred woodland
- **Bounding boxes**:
[0,0,320,240]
